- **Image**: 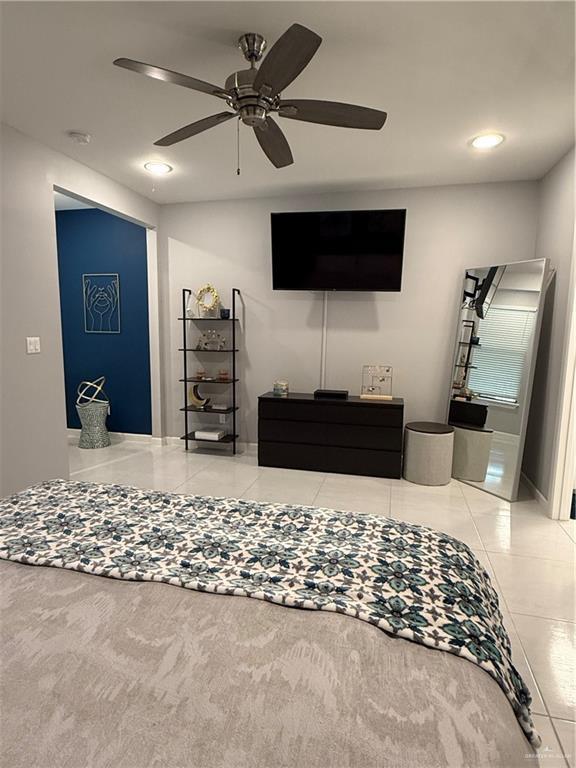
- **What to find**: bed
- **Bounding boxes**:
[0,480,540,768]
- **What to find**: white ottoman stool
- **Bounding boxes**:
[403,422,454,486]
[452,424,493,482]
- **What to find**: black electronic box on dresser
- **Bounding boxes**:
[258,392,404,478]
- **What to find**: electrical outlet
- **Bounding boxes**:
[26,337,41,354]
[219,414,226,425]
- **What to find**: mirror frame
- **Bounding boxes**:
[446,258,550,502]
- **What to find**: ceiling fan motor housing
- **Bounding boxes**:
[225,67,278,126]
[238,33,267,63]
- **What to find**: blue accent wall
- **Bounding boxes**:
[56,209,152,435]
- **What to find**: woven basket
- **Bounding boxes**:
[76,401,111,449]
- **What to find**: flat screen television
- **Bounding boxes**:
[271,209,406,291]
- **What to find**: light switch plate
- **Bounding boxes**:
[26,336,41,354]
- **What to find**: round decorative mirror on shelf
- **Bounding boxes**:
[185,284,221,318]
[196,284,220,318]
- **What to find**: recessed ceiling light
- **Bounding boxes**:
[471,133,505,150]
[144,161,173,176]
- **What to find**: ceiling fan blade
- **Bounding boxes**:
[253,24,322,97]
[254,117,294,168]
[279,99,387,130]
[113,58,229,99]
[154,112,235,146]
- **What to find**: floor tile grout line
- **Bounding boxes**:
[476,544,553,725]
[509,611,576,626]
[531,713,572,767]
[555,521,576,545]
[551,716,576,725]
[310,473,329,506]
[481,548,575,564]
[69,445,157,476]
[173,461,263,496]
[502,587,569,753]
[547,717,575,768]
[238,472,262,499]
[458,482,492,552]
[547,718,572,767]
[70,443,205,477]
[482,549,576,565]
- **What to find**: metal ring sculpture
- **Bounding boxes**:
[76,376,109,406]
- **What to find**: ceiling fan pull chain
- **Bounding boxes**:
[236,116,241,176]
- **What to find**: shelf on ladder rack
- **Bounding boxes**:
[179,287,241,455]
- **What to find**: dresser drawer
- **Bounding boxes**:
[259,399,403,428]
[259,419,402,451]
[258,441,402,479]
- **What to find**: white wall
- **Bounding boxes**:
[2,122,569,503]
[0,124,159,496]
[523,148,575,499]
[159,181,539,443]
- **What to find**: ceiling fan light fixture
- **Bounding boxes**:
[144,161,173,176]
[471,133,505,150]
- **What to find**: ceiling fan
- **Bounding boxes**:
[114,23,387,169]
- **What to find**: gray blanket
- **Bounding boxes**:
[0,479,538,749]
[1,560,538,768]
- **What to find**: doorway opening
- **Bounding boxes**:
[53,189,160,478]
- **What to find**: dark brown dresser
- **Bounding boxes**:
[258,392,404,478]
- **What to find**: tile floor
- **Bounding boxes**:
[69,438,575,766]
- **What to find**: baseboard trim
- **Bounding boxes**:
[521,472,550,514]
[68,429,166,446]
[69,430,256,453]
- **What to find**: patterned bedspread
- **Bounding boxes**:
[0,479,539,746]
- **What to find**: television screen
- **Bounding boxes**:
[271,209,406,291]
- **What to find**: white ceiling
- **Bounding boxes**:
[2,2,574,204]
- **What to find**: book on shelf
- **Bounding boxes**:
[195,429,226,441]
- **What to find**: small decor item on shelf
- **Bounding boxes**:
[210,331,226,350]
[196,368,207,380]
[220,308,231,320]
[454,386,475,402]
[218,368,230,381]
[196,330,226,350]
[188,385,210,409]
[360,365,393,400]
[195,428,226,441]
[211,403,229,412]
[75,376,111,448]
[273,380,289,397]
[196,332,209,350]
[195,284,220,318]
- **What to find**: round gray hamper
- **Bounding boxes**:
[403,422,454,486]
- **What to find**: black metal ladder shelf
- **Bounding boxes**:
[180,288,240,454]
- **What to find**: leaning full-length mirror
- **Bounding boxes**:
[447,259,548,501]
